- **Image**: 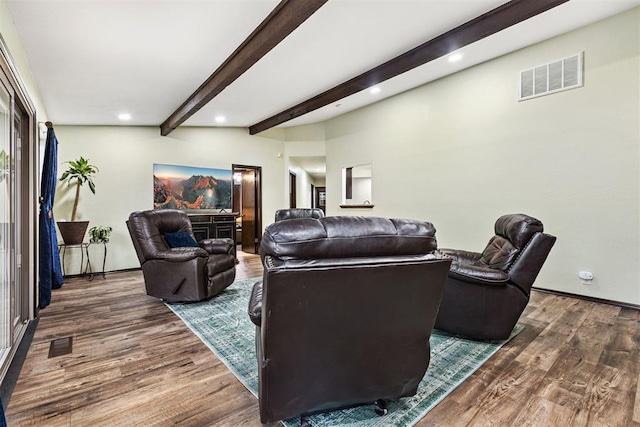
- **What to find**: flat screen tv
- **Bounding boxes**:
[153,163,232,211]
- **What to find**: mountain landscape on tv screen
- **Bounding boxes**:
[153,174,232,210]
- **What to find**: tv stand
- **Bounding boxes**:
[188,212,239,258]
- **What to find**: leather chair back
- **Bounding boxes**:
[274,208,325,222]
[262,216,437,260]
[128,209,193,263]
[253,216,450,422]
[478,213,544,271]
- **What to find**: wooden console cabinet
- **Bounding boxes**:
[188,213,239,258]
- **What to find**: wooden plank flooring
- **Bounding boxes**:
[6,251,640,426]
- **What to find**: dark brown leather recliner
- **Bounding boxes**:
[434,213,556,341]
[274,208,324,222]
[127,209,236,303]
[247,216,452,423]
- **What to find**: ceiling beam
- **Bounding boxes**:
[160,0,328,137]
[249,0,569,135]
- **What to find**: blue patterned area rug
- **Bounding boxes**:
[167,278,523,427]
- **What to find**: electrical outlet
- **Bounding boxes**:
[579,271,593,284]
[579,271,593,280]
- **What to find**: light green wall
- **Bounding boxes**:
[53,126,286,272]
[284,123,326,210]
[287,158,315,210]
[324,8,640,305]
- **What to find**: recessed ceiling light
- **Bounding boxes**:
[370,86,381,94]
[118,113,131,121]
[215,115,226,123]
[448,53,463,63]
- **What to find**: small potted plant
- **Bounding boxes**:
[57,156,99,244]
[89,226,112,243]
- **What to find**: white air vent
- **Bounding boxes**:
[519,52,583,101]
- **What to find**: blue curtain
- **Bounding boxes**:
[0,397,6,427]
[38,125,64,309]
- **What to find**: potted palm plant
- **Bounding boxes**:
[57,156,99,244]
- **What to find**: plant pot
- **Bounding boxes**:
[57,221,89,245]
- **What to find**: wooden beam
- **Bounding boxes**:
[160,0,328,137]
[249,0,569,135]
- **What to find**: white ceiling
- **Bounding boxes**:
[7,0,639,132]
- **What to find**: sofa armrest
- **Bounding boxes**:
[200,238,234,255]
[440,248,482,264]
[248,281,263,327]
[154,247,209,262]
[449,262,509,286]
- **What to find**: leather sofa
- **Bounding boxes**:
[127,209,236,303]
[274,207,325,222]
[434,213,556,340]
[248,216,451,423]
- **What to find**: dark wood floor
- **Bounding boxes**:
[6,251,640,426]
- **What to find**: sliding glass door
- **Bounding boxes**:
[0,59,29,374]
[0,71,13,364]
[12,107,24,342]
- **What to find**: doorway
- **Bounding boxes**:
[315,186,326,214]
[232,165,262,255]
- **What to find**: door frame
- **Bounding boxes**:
[310,184,315,208]
[289,171,297,208]
[315,186,326,214]
[232,164,262,253]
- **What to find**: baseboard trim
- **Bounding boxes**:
[66,270,639,311]
[63,266,141,279]
[0,317,39,408]
[113,267,142,273]
[533,287,640,311]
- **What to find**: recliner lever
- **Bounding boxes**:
[171,278,186,294]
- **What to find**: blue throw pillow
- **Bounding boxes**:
[164,232,199,248]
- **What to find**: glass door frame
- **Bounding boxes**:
[0,34,38,384]
[0,60,13,366]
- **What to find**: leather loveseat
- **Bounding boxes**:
[248,216,451,423]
